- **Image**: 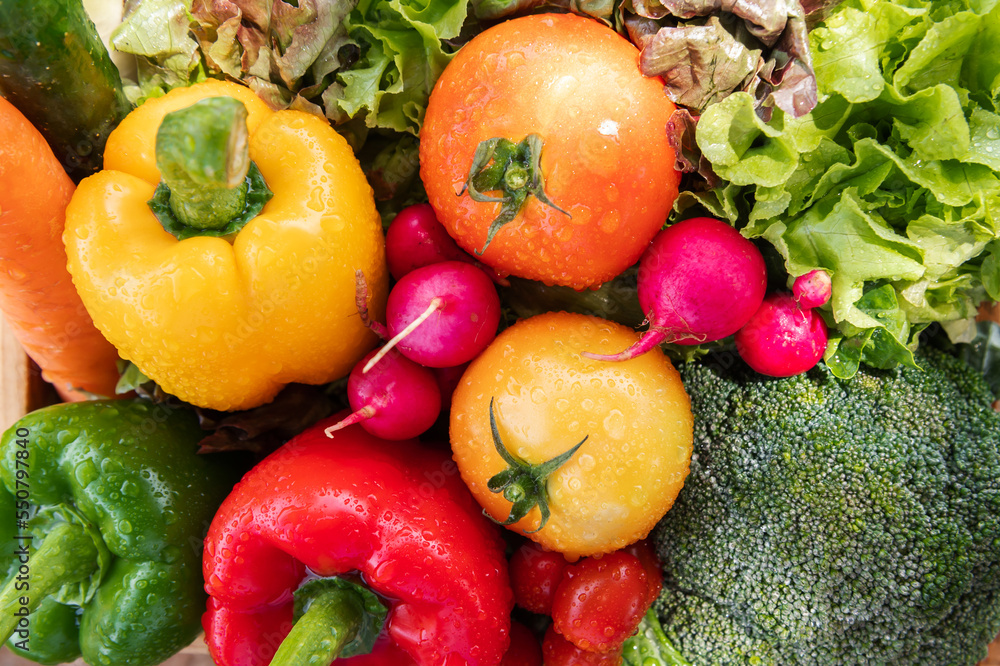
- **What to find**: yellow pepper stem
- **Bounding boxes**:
[154,97,251,231]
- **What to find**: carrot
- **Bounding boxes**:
[0,95,122,401]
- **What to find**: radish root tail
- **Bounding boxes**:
[362,297,445,373]
[324,405,378,437]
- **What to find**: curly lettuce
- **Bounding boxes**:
[684,0,1000,378]
[471,0,820,119]
[112,0,470,135]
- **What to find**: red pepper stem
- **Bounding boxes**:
[269,585,365,666]
[0,522,100,644]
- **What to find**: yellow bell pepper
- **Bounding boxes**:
[64,80,388,411]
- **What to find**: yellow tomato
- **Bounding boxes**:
[450,311,693,559]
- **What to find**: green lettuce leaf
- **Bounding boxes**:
[687,0,1000,377]
[983,243,1000,301]
[336,0,469,134]
[112,0,205,101]
[809,1,921,103]
[823,283,923,378]
[696,92,800,187]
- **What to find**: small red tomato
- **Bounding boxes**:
[551,550,648,653]
[500,620,544,666]
[542,625,623,666]
[623,539,663,607]
[510,541,570,615]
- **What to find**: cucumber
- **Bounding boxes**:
[0,0,131,182]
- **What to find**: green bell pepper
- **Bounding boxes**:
[0,399,237,665]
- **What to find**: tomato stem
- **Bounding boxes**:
[460,134,570,255]
[485,397,586,533]
[504,167,528,190]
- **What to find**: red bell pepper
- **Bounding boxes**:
[202,419,514,665]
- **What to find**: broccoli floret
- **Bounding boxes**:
[653,348,1000,665]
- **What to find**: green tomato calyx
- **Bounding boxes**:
[485,397,586,534]
[460,134,570,255]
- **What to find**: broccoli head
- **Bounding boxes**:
[654,347,1000,665]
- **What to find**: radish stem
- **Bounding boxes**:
[354,270,388,338]
[324,405,378,437]
[363,297,444,373]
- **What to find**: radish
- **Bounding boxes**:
[365,260,502,371]
[583,217,767,362]
[385,203,471,280]
[735,292,828,377]
[325,346,442,440]
[432,362,469,412]
[792,269,833,309]
[385,203,507,284]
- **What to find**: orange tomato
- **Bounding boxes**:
[449,312,693,559]
[420,13,681,290]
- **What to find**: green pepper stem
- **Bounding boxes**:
[154,96,251,231]
[0,522,100,644]
[621,609,693,666]
[269,585,365,666]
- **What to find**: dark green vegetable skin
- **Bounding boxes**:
[0,0,130,182]
[654,348,1000,665]
[0,400,236,665]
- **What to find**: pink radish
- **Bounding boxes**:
[366,260,502,370]
[385,204,470,280]
[792,270,832,309]
[385,203,507,284]
[584,217,767,362]
[325,346,442,440]
[735,292,828,377]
